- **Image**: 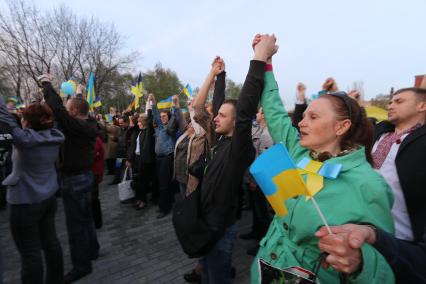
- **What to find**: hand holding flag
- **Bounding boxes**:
[250,143,342,234]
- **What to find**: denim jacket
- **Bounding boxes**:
[152,106,178,156]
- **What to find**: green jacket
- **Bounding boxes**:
[251,71,395,284]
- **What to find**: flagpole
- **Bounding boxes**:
[310,196,332,235]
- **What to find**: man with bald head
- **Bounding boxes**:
[39,75,99,283]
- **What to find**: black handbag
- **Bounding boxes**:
[172,185,219,258]
[172,138,218,258]
[188,138,210,180]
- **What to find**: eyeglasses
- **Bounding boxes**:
[328,91,353,121]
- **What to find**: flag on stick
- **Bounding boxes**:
[157,96,173,109]
[86,72,96,107]
[130,73,143,110]
[183,84,193,98]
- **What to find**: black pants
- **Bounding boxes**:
[92,183,103,229]
[0,186,6,210]
[156,155,174,214]
[133,156,158,203]
[10,196,64,284]
[249,187,272,238]
[106,158,116,174]
[112,161,125,183]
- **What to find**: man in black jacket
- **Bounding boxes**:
[371,87,426,243]
[195,35,278,283]
[39,75,99,283]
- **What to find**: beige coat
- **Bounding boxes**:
[186,106,212,195]
[102,124,120,159]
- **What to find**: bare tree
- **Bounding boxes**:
[0,0,138,104]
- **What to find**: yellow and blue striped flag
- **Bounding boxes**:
[157,96,173,109]
[250,143,342,216]
[86,72,95,107]
[183,84,193,98]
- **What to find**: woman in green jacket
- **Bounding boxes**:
[251,42,395,283]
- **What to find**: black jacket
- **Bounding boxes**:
[375,122,426,242]
[374,228,426,283]
[128,109,155,164]
[42,82,97,174]
[200,60,263,236]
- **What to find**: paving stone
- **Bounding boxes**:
[0,175,256,283]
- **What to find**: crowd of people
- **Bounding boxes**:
[0,34,425,284]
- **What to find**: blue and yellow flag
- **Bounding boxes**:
[104,114,112,123]
[126,94,135,112]
[93,97,102,108]
[157,96,173,109]
[250,144,342,216]
[130,73,143,110]
[250,144,309,216]
[86,72,95,107]
[183,84,193,98]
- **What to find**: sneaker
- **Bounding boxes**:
[183,269,201,283]
[156,212,168,219]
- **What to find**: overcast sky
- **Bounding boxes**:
[3,0,426,105]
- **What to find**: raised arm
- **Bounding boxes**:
[212,63,226,118]
[193,56,224,110]
[149,94,162,127]
[39,76,90,134]
[261,69,307,159]
[230,35,278,161]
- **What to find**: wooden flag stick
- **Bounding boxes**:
[311,196,333,235]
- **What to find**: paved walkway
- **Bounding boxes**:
[0,175,257,283]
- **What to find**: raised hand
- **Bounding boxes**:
[37,74,53,84]
[253,34,279,63]
[211,56,224,75]
[76,84,85,95]
[296,83,306,103]
[172,95,180,108]
[252,34,261,51]
[148,93,156,103]
[348,90,361,104]
[322,77,338,92]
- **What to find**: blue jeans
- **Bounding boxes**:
[60,172,99,273]
[200,223,238,284]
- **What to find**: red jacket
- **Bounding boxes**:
[92,136,105,184]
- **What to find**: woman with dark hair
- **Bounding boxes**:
[0,97,65,284]
[250,37,395,284]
